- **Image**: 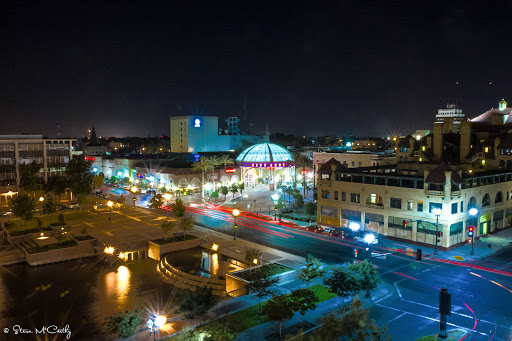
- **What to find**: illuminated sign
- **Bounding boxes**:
[194,118,201,127]
[85,156,96,161]
[225,168,235,173]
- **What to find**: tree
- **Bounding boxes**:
[304,202,316,221]
[192,156,214,200]
[210,191,219,203]
[19,161,41,193]
[9,193,34,224]
[219,154,234,168]
[76,194,87,211]
[180,216,194,240]
[297,256,325,288]
[46,176,68,203]
[200,316,237,341]
[172,197,186,218]
[103,309,143,340]
[65,157,93,195]
[246,269,280,315]
[116,194,126,205]
[238,182,245,194]
[55,232,69,244]
[92,174,104,189]
[58,213,65,224]
[285,186,293,202]
[276,197,284,210]
[207,155,221,182]
[265,294,294,338]
[178,287,218,323]
[349,260,380,298]
[148,193,164,209]
[245,247,263,267]
[220,186,229,200]
[42,197,56,215]
[160,186,167,193]
[290,288,319,328]
[230,183,238,198]
[323,266,360,306]
[315,297,392,341]
[294,193,304,212]
[161,219,176,241]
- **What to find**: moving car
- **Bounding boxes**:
[67,203,79,209]
[305,225,318,231]
[353,234,379,244]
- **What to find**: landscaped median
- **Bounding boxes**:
[148,234,201,261]
[226,262,295,296]
[171,284,336,340]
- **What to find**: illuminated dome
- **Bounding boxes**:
[236,143,293,163]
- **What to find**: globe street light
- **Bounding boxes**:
[107,200,113,221]
[363,233,376,262]
[232,209,240,240]
[432,207,442,255]
[349,221,361,244]
[147,315,166,340]
[469,208,478,255]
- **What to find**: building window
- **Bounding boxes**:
[321,190,330,199]
[366,193,383,206]
[390,198,401,209]
[407,200,413,210]
[417,201,423,212]
[400,147,409,152]
[350,193,360,203]
[351,161,355,167]
[342,192,346,201]
[460,201,463,212]
[334,191,339,200]
[496,192,503,203]
[358,162,362,167]
[429,202,442,213]
[451,202,458,214]
[482,194,490,206]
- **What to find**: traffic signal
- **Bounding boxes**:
[468,226,474,237]
[300,169,308,175]
[354,248,358,258]
[234,223,238,229]
[403,220,408,228]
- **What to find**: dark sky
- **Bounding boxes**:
[3,1,512,138]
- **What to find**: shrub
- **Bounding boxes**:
[58,214,65,224]
[26,240,77,254]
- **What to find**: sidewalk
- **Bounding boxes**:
[375,227,512,262]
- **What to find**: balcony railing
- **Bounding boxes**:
[451,191,461,197]
[425,190,444,196]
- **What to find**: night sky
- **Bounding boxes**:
[3,1,512,138]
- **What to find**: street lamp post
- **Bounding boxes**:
[349,221,361,246]
[433,207,442,255]
[232,209,240,240]
[469,208,478,255]
[107,200,113,221]
[147,315,166,341]
[363,233,375,263]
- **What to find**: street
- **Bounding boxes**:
[186,203,512,341]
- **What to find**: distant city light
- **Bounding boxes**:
[346,142,352,147]
[92,167,98,173]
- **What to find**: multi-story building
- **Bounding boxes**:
[317,100,512,250]
[436,104,465,133]
[313,151,395,169]
[0,135,76,190]
[170,115,267,153]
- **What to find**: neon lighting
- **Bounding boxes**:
[194,118,201,127]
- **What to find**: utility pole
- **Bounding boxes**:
[438,288,451,339]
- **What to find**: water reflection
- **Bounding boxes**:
[104,265,132,306]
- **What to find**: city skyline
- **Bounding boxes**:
[3,2,511,138]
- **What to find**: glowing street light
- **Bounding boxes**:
[130,186,138,193]
[118,252,126,260]
[147,315,166,340]
[104,246,115,255]
[271,193,279,202]
[107,201,113,221]
[39,196,44,202]
[211,243,219,252]
[469,208,478,255]
[432,207,442,255]
[232,209,240,240]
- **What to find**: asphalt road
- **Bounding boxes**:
[187,204,512,341]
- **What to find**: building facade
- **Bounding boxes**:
[313,151,396,169]
[317,100,512,250]
[170,115,267,153]
[436,104,465,133]
[0,135,76,190]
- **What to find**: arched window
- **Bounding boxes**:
[495,192,503,203]
[507,160,512,169]
[500,160,505,169]
[404,156,409,162]
[399,156,404,162]
[467,196,477,211]
[482,194,490,207]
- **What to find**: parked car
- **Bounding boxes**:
[67,203,79,209]
[305,225,318,231]
[58,205,68,211]
[328,229,341,237]
[314,226,325,233]
[1,211,13,216]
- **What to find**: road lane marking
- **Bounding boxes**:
[387,312,407,323]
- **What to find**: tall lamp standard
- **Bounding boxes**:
[271,193,279,220]
[363,233,376,263]
[468,208,478,255]
[232,209,240,240]
[349,221,361,246]
[433,207,442,255]
[147,315,166,340]
[107,200,113,221]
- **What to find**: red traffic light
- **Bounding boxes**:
[468,226,474,232]
[403,220,408,228]
[300,170,308,174]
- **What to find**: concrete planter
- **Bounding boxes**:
[148,235,202,261]
[24,237,98,266]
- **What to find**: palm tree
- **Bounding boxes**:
[219,154,234,168]
[192,157,214,200]
[207,155,221,185]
